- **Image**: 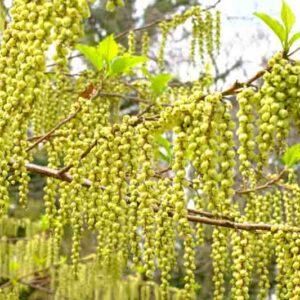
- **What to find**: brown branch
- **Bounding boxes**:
[45,71,80,77]
[193,68,268,103]
[19,278,53,294]
[22,162,92,187]
[21,162,232,222]
[152,205,300,233]
[186,208,233,221]
[258,170,294,191]
[156,167,171,174]
[274,181,294,190]
[20,162,300,233]
[185,214,275,232]
[125,65,270,126]
[221,69,267,97]
[23,161,287,201]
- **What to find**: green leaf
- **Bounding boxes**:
[9,261,20,272]
[289,31,300,48]
[159,150,170,163]
[135,264,144,274]
[141,66,152,79]
[150,73,173,95]
[157,135,172,163]
[59,256,68,264]
[157,136,171,154]
[76,36,119,72]
[75,44,103,71]
[33,255,46,266]
[97,35,119,63]
[253,12,285,46]
[40,214,50,231]
[282,144,300,166]
[281,0,295,35]
[109,55,148,76]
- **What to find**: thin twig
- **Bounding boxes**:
[288,46,300,57]
[98,92,151,104]
[19,278,53,294]
[221,69,267,96]
[57,140,98,175]
[186,208,233,221]
[18,162,92,187]
[28,133,64,142]
[204,0,222,11]
[26,107,80,152]
[115,0,222,40]
[45,71,80,77]
[236,169,286,194]
[47,54,82,68]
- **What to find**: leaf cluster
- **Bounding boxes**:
[254,0,300,53]
[76,35,148,77]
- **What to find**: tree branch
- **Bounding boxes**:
[19,278,53,294]
[220,69,267,97]
[21,162,92,187]
[185,214,282,232]
[153,205,300,233]
[19,162,300,233]
[23,162,224,220]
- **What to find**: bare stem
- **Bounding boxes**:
[26,107,81,152]
[236,169,286,194]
